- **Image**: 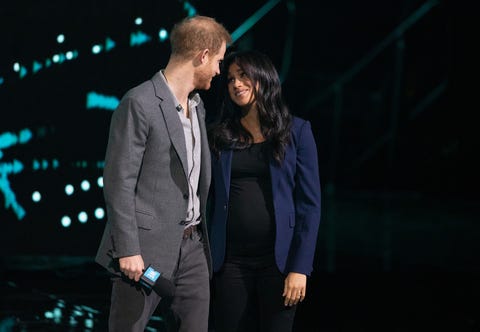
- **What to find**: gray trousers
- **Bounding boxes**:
[108,230,210,332]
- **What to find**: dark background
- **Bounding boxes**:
[0,0,478,331]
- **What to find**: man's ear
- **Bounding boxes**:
[199,48,209,64]
[192,48,209,66]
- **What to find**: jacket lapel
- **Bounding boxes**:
[151,72,189,179]
[220,150,233,198]
[269,159,281,198]
[197,102,211,201]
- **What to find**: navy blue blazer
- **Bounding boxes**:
[208,116,321,276]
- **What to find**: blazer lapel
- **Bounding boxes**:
[269,159,281,197]
[151,72,189,179]
[197,102,211,201]
[220,150,233,198]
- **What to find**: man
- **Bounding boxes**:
[95,15,231,332]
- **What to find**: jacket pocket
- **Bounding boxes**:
[136,210,154,230]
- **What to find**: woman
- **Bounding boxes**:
[207,50,321,332]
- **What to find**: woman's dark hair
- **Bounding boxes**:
[208,50,292,163]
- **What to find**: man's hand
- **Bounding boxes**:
[119,255,145,282]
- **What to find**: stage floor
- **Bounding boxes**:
[1,257,479,332]
[2,192,479,331]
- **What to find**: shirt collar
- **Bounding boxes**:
[159,70,200,110]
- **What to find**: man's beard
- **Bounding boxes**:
[194,69,211,90]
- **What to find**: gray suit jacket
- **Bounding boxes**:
[95,72,212,280]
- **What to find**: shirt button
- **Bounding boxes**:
[223,204,227,210]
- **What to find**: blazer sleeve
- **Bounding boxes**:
[288,120,322,275]
[103,95,149,258]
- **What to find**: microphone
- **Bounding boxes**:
[140,265,175,298]
[176,104,183,112]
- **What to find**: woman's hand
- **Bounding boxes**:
[283,272,307,306]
